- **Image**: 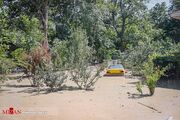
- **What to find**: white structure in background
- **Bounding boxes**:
[171,10,180,19]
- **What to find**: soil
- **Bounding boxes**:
[0,74,180,120]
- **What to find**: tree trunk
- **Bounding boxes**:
[44,0,48,41]
[120,16,126,51]
[35,0,49,49]
[149,87,155,96]
[41,0,49,50]
[36,0,51,62]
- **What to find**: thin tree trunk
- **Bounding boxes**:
[119,0,126,51]
[120,16,126,51]
[33,0,49,44]
[44,0,48,41]
[41,0,49,50]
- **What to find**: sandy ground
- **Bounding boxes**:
[0,75,180,120]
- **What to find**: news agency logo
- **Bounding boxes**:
[2,107,22,115]
[1,107,49,115]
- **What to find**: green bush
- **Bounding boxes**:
[0,45,16,84]
[52,40,69,69]
[142,53,167,95]
[70,62,105,90]
[31,63,67,93]
[136,81,143,95]
[39,68,67,92]
[68,28,105,90]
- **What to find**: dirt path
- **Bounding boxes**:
[0,76,180,120]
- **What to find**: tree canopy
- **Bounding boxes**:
[0,0,179,79]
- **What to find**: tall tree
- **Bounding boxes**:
[106,0,147,51]
[3,0,61,49]
[150,2,180,43]
[150,2,168,28]
[171,0,180,11]
[31,0,49,49]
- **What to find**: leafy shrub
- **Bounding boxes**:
[51,40,69,69]
[121,39,177,76]
[68,28,105,90]
[32,66,45,93]
[142,53,167,95]
[0,14,44,86]
[24,44,52,86]
[43,70,67,91]
[121,40,159,75]
[32,64,67,93]
[0,45,16,84]
[70,63,105,90]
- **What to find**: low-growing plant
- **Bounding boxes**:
[142,54,167,95]
[136,81,143,95]
[0,46,16,85]
[51,40,69,69]
[32,66,45,94]
[32,63,68,93]
[19,43,52,86]
[43,70,67,91]
[0,75,7,89]
[70,63,105,90]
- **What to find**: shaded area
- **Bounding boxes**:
[127,75,180,90]
[103,74,124,77]
[2,84,90,95]
[157,78,180,90]
[127,78,180,90]
[127,92,151,99]
[154,52,180,80]
[1,84,34,88]
[0,89,11,92]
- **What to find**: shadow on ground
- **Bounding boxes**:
[0,89,11,93]
[103,74,124,77]
[1,84,34,88]
[126,75,180,90]
[127,92,151,99]
[2,84,92,96]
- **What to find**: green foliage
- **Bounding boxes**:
[150,2,180,43]
[122,41,157,75]
[136,81,143,95]
[52,40,69,69]
[68,28,104,90]
[104,0,147,51]
[43,70,67,91]
[70,64,104,90]
[0,44,16,75]
[171,0,180,11]
[142,53,167,95]
[0,55,15,83]
[150,2,168,28]
[0,0,2,6]
[0,0,179,92]
[11,48,29,69]
[68,27,92,67]
[122,29,177,75]
[0,8,43,86]
[15,15,43,51]
[35,65,67,92]
[0,13,43,73]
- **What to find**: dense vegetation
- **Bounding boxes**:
[0,0,179,94]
